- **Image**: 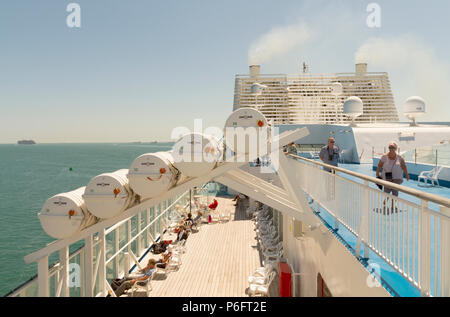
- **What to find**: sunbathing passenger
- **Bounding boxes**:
[156,251,172,268]
[177,225,189,241]
[184,213,194,230]
[110,259,156,297]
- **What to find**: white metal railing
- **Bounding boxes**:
[9,190,195,297]
[288,154,450,297]
[10,182,218,297]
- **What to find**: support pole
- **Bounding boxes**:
[355,181,370,260]
[440,206,450,297]
[84,235,94,297]
[420,200,430,296]
[59,246,69,297]
[99,229,107,297]
[37,256,49,297]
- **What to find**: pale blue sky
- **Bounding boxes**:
[1,0,450,143]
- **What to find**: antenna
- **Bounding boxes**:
[302,62,309,73]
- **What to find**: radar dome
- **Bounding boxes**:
[331,82,343,96]
[250,83,267,95]
[343,96,363,116]
[343,96,363,126]
[404,96,425,117]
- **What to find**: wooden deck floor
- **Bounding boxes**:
[128,197,265,297]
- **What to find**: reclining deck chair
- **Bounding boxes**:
[418,166,443,187]
[126,251,154,297]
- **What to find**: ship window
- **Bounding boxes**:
[317,273,332,297]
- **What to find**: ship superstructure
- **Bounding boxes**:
[233,63,398,125]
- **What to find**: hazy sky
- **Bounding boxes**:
[1,0,450,143]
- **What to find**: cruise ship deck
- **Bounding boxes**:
[243,159,450,297]
[123,197,277,297]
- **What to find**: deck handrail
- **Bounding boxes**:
[287,153,450,297]
[288,153,450,210]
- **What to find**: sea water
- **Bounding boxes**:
[0,142,173,296]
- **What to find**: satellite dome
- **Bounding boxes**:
[404,96,426,116]
[404,96,425,126]
[331,82,343,96]
[343,96,363,126]
[250,83,267,95]
[343,96,363,116]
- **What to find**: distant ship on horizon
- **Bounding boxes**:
[17,140,36,145]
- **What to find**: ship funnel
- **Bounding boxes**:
[355,63,367,75]
[249,65,260,79]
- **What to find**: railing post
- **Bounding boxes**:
[99,229,107,297]
[333,171,339,231]
[147,208,151,248]
[114,227,119,278]
[59,246,69,297]
[356,181,370,260]
[84,234,94,297]
[37,256,49,297]
[137,212,142,256]
[127,219,132,256]
[440,206,450,297]
[436,149,438,167]
[420,200,430,296]
[124,252,130,277]
[79,249,85,297]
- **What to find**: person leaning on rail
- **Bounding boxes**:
[376,141,409,197]
[286,142,297,155]
[319,137,340,173]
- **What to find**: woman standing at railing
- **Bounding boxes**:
[376,141,410,197]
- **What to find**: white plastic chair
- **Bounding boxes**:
[248,271,276,297]
[166,255,182,272]
[248,263,275,284]
[258,230,278,241]
[261,241,283,253]
[125,251,154,297]
[262,248,283,267]
[129,273,153,297]
[261,237,280,250]
[220,212,231,222]
[418,166,442,187]
[169,239,186,254]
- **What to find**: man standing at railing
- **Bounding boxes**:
[319,137,340,173]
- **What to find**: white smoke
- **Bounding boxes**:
[248,22,314,65]
[355,36,450,121]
